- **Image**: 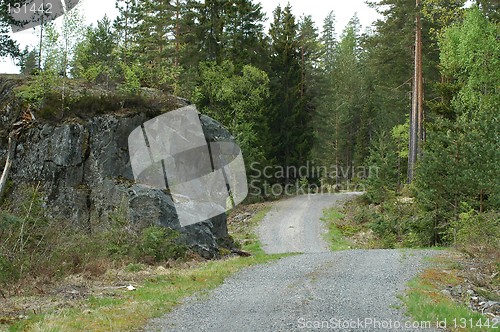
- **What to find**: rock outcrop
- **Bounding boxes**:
[0,76,232,258]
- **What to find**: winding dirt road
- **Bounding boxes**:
[258,193,361,253]
[146,194,438,332]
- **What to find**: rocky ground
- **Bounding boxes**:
[442,253,500,325]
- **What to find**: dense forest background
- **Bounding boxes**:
[1,0,499,249]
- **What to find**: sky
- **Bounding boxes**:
[0,0,381,73]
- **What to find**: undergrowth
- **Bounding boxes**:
[0,185,187,297]
[5,202,284,331]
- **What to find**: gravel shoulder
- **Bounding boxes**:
[146,194,439,331]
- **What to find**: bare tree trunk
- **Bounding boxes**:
[408,0,423,183]
[335,112,339,191]
[416,8,424,153]
[175,0,180,68]
[0,136,16,199]
[38,0,45,69]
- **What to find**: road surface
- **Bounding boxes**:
[146,194,438,331]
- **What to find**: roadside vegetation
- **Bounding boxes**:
[0,195,285,331]
[321,198,499,328]
[403,255,499,332]
[320,208,352,251]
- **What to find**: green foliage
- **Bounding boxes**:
[414,7,500,243]
[118,62,142,94]
[0,0,22,58]
[449,205,499,257]
[17,47,39,75]
[72,16,119,86]
[391,122,409,159]
[313,15,370,186]
[0,185,187,293]
[320,208,352,251]
[421,0,466,39]
[0,185,54,285]
[15,23,60,107]
[137,226,186,262]
[365,131,401,204]
[267,4,312,172]
[58,6,85,77]
[15,69,59,108]
[193,60,270,170]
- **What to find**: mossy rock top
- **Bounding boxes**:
[0,74,186,127]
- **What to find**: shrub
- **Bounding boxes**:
[0,185,189,295]
[136,226,187,263]
[450,206,499,258]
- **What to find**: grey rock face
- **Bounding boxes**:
[0,80,232,257]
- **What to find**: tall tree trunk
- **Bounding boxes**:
[0,136,16,199]
[175,0,180,67]
[335,112,339,190]
[300,43,305,97]
[38,0,45,69]
[417,8,424,152]
[408,0,423,183]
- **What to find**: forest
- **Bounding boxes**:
[0,0,499,329]
[1,0,498,247]
[0,0,499,270]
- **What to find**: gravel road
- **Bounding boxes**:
[146,194,439,331]
[258,193,362,254]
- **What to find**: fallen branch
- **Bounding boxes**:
[0,108,35,199]
[231,248,252,257]
[0,135,16,199]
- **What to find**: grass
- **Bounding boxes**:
[229,206,272,255]
[7,205,286,332]
[320,208,352,251]
[402,263,498,332]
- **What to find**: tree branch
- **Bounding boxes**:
[0,135,17,199]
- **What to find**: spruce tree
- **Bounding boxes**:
[267,4,305,176]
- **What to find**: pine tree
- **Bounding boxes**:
[298,15,320,98]
[113,0,139,64]
[320,11,337,72]
[72,16,118,85]
[130,0,181,91]
[415,7,500,243]
[312,12,338,186]
[224,0,267,69]
[18,47,39,74]
[267,4,306,175]
[313,15,365,186]
[364,0,415,134]
[0,0,21,58]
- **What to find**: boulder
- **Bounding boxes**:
[0,76,233,258]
